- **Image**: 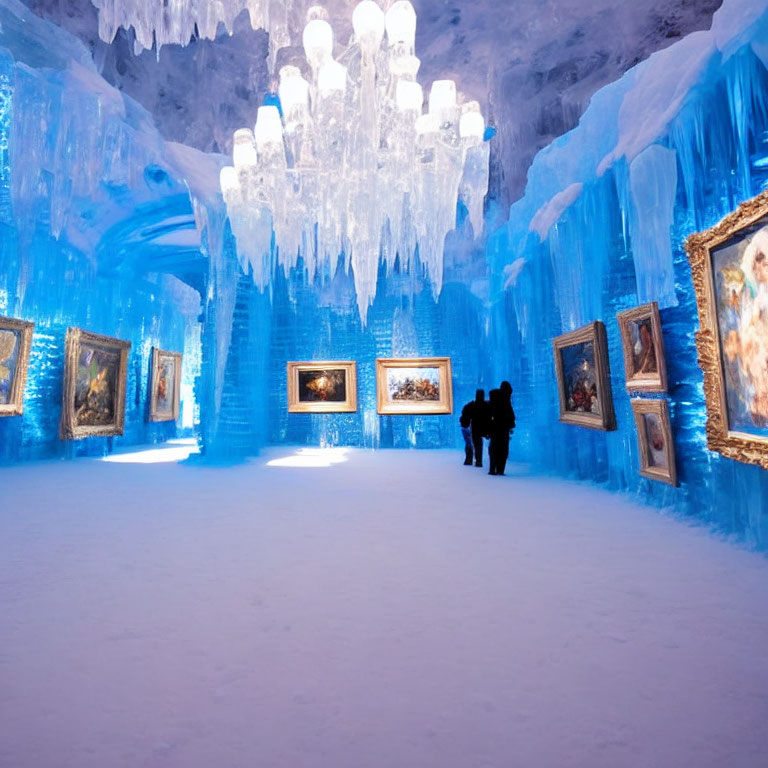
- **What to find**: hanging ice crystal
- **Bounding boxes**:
[220,0,491,318]
[91,0,300,57]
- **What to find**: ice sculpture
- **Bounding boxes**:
[220,1,491,319]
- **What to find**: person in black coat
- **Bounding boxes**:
[488,382,516,475]
[459,389,490,467]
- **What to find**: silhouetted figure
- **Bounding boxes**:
[488,382,516,475]
[459,389,490,466]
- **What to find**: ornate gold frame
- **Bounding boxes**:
[631,398,678,486]
[617,302,668,392]
[149,348,182,422]
[376,357,453,415]
[686,190,768,469]
[553,321,616,430]
[0,316,34,417]
[60,328,131,440]
[287,361,358,413]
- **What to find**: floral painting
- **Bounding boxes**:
[376,358,453,415]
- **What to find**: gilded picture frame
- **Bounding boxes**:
[376,357,453,415]
[631,398,678,486]
[617,302,668,392]
[553,321,616,430]
[60,328,131,440]
[0,316,34,417]
[686,190,768,469]
[149,348,182,422]
[287,361,358,413]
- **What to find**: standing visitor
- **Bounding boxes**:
[459,389,489,467]
[488,381,516,475]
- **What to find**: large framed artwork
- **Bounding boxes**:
[617,302,668,392]
[553,321,616,430]
[0,316,34,417]
[686,191,768,469]
[631,399,678,486]
[149,348,182,422]
[287,361,357,413]
[376,357,453,415]
[60,328,131,440]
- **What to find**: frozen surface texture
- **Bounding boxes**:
[2,448,768,768]
[0,0,203,461]
[487,0,768,547]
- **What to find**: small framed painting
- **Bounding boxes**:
[287,361,357,413]
[553,321,616,430]
[376,357,453,415]
[617,302,668,392]
[631,398,678,486]
[149,348,182,422]
[686,190,768,469]
[60,328,131,440]
[0,316,34,417]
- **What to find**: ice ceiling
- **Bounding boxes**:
[22,0,721,203]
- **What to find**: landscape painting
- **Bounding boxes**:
[376,357,453,415]
[617,302,667,392]
[287,361,357,413]
[0,317,34,416]
[686,191,768,469]
[149,348,182,422]
[60,328,131,440]
[553,322,615,430]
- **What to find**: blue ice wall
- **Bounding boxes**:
[0,2,203,463]
[488,4,768,548]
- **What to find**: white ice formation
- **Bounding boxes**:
[91,0,300,56]
[219,1,491,318]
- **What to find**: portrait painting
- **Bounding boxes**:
[553,321,616,430]
[287,361,357,413]
[631,399,678,486]
[149,348,182,422]
[0,316,34,417]
[60,328,131,440]
[617,302,667,392]
[686,191,768,468]
[376,357,453,415]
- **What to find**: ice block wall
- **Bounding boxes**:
[488,0,768,547]
[0,1,203,463]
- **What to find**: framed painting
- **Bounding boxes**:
[0,316,34,417]
[553,321,616,430]
[149,348,182,422]
[686,190,768,469]
[631,399,678,486]
[617,302,668,392]
[60,328,131,440]
[287,361,357,413]
[376,357,453,415]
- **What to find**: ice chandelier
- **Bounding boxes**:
[219,0,491,318]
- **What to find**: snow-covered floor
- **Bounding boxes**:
[2,446,767,768]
